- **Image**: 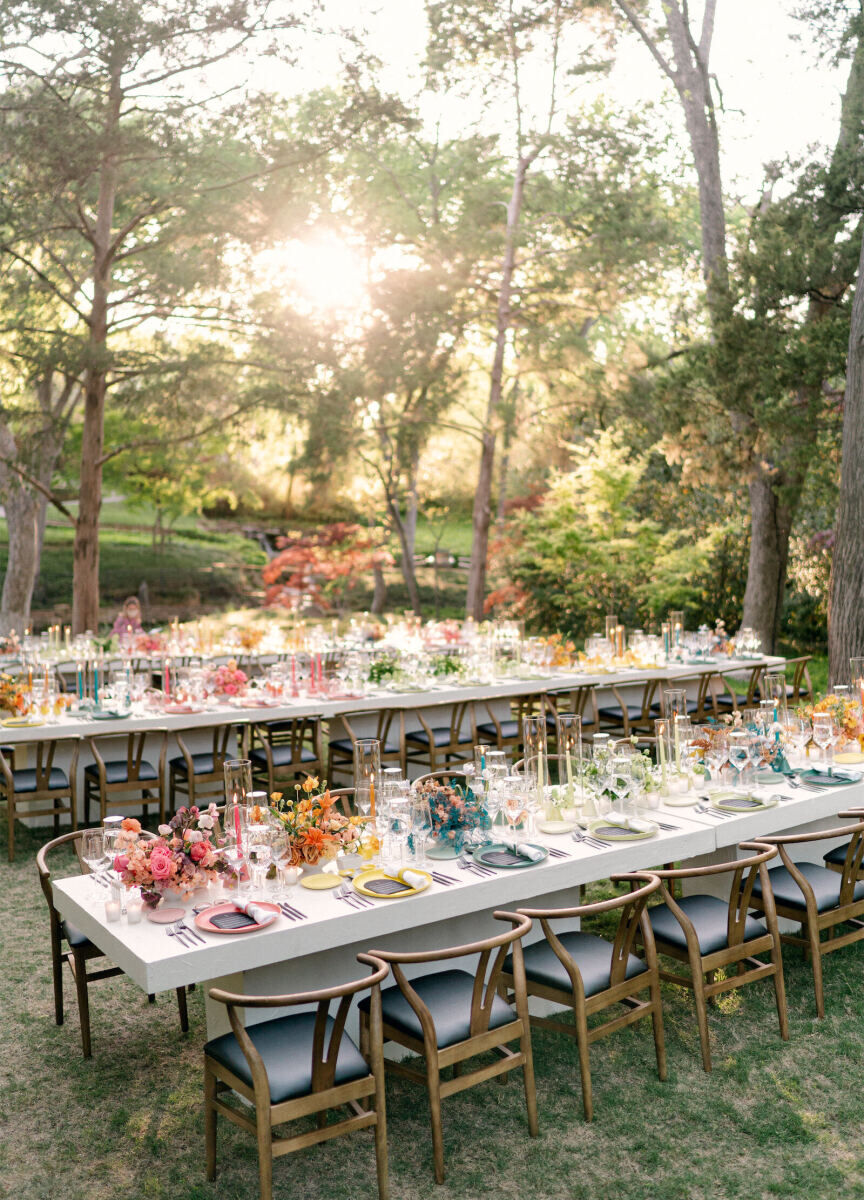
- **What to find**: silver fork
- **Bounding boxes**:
[167,923,192,948]
[336,883,368,909]
[572,830,608,850]
[175,918,205,945]
[457,853,493,876]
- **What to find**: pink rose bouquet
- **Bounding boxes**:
[116,803,228,906]
[205,659,248,698]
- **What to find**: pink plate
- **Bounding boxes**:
[194,901,280,934]
[146,906,186,924]
[164,703,204,714]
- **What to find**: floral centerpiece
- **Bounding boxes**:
[114,808,227,906]
[415,777,489,852]
[134,632,165,655]
[205,659,248,697]
[539,633,576,668]
[271,776,362,867]
[0,672,26,716]
[802,695,864,748]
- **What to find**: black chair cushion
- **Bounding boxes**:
[822,842,859,868]
[752,861,864,913]
[62,919,92,948]
[649,894,767,955]
[11,767,68,793]
[329,737,402,756]
[358,968,516,1049]
[505,931,647,998]
[84,760,158,784]
[169,753,215,777]
[204,1012,370,1105]
[597,700,643,720]
[249,745,318,768]
[405,728,474,748]
[475,720,521,741]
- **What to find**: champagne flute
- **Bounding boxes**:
[81,829,108,899]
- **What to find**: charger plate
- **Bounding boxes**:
[589,820,657,841]
[300,873,343,890]
[712,791,778,812]
[473,842,548,869]
[353,868,431,898]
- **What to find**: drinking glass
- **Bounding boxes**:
[727,731,751,790]
[81,830,108,898]
[353,739,382,816]
[705,731,729,788]
[812,714,834,767]
[606,754,633,816]
[410,796,433,865]
[502,775,529,847]
[663,689,688,721]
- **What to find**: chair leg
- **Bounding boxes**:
[52,948,64,1026]
[204,1062,218,1181]
[256,1107,273,1200]
[692,972,713,1072]
[806,923,825,1018]
[71,949,93,1058]
[175,986,189,1033]
[426,1062,446,1184]
[769,937,790,1041]
[520,1032,539,1137]
[574,1006,593,1121]
[650,976,667,1081]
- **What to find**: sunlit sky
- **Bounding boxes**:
[260,0,846,201]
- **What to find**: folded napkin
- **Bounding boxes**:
[515,843,545,862]
[398,868,428,889]
[608,812,657,834]
[809,768,860,781]
[240,901,271,924]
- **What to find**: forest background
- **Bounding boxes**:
[0,0,861,677]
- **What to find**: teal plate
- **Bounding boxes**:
[473,842,548,869]
[427,841,459,860]
[799,769,862,788]
[91,711,132,721]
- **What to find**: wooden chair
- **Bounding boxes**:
[83,731,167,826]
[248,717,324,795]
[543,685,599,742]
[640,843,788,1071]
[597,677,664,736]
[1,737,79,861]
[708,664,765,715]
[327,709,407,785]
[784,655,814,704]
[404,702,480,772]
[499,873,666,1120]
[658,674,717,722]
[751,816,864,1018]
[474,692,543,753]
[168,721,247,808]
[36,829,189,1057]
[359,911,538,1184]
[204,954,390,1200]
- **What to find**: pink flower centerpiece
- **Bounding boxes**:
[205,659,248,698]
[115,806,228,907]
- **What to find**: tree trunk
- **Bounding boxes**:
[371,561,387,614]
[829,231,864,679]
[0,485,41,637]
[466,156,530,620]
[72,72,120,634]
[740,467,794,652]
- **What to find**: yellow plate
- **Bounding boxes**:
[537,819,578,834]
[1,717,44,727]
[300,873,343,890]
[353,868,431,899]
[835,751,864,764]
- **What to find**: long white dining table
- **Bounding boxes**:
[52,766,861,1042]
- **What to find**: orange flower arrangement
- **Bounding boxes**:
[271,775,362,866]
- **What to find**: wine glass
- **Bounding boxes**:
[410,795,433,865]
[705,731,729,789]
[727,731,751,791]
[812,714,834,768]
[81,830,108,898]
[606,754,633,818]
[247,826,272,899]
[502,775,528,848]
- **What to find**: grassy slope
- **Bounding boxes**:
[6,823,864,1200]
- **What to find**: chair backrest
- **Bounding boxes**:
[754,815,864,909]
[785,655,814,703]
[208,953,389,1098]
[517,873,661,992]
[0,736,80,793]
[328,787,355,818]
[411,768,470,790]
[543,685,599,729]
[368,911,532,1043]
[649,843,780,949]
[88,730,166,784]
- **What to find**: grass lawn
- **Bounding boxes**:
[6,821,864,1200]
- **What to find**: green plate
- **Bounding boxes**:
[589,820,657,841]
[799,769,862,788]
[91,710,131,720]
[427,841,459,860]
[473,842,548,868]
[712,791,778,812]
